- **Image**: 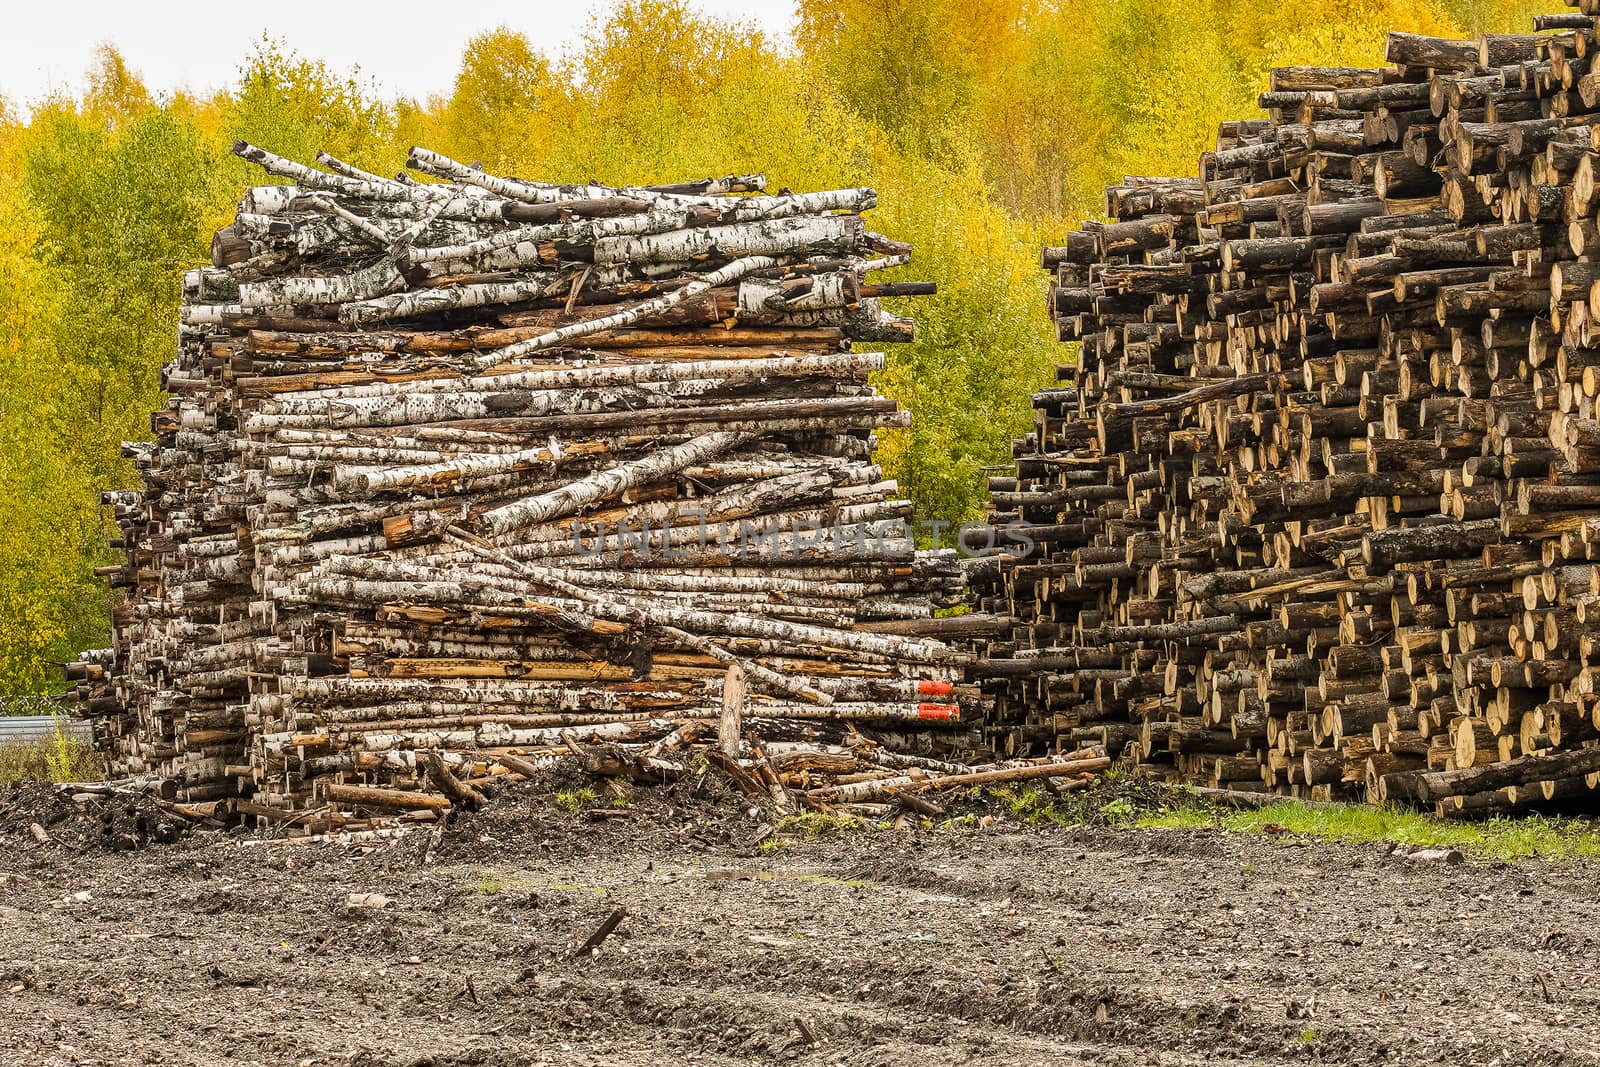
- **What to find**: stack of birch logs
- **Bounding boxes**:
[972,9,1600,817]
[69,143,982,827]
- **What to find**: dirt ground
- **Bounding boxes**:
[1,781,1598,1067]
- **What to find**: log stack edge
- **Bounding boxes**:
[970,7,1600,817]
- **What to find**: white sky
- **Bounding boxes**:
[0,0,799,109]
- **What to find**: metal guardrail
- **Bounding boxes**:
[0,696,92,743]
[0,716,91,743]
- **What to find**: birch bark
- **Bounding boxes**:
[443,529,834,705]
[283,351,881,401]
[337,275,564,327]
[479,432,749,534]
[590,215,863,265]
[238,258,407,309]
[470,256,782,370]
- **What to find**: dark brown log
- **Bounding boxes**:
[1415,747,1600,803]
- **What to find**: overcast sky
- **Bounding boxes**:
[0,0,798,108]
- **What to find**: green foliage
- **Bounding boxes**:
[45,725,90,780]
[1140,797,1600,861]
[990,784,1071,827]
[772,811,868,839]
[23,103,209,396]
[0,0,1568,688]
[222,37,398,174]
[0,53,213,688]
[556,786,598,811]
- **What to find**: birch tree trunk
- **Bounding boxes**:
[591,215,864,265]
[719,664,746,758]
[285,350,882,401]
[442,529,835,705]
[238,258,407,309]
[337,275,565,327]
[233,141,400,200]
[471,256,783,370]
[480,432,749,535]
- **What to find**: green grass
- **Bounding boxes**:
[0,728,102,785]
[555,786,598,812]
[981,769,1155,830]
[773,812,869,838]
[1139,797,1600,862]
[769,812,870,841]
[991,785,1072,827]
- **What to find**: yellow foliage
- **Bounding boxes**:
[798,0,1028,155]
[82,45,152,126]
[438,28,554,173]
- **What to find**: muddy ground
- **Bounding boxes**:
[1,782,1598,1067]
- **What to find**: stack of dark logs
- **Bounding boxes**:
[970,9,1600,817]
[67,143,990,830]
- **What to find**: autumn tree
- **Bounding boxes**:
[796,0,1026,159]
[0,50,211,689]
[221,37,399,182]
[438,28,552,173]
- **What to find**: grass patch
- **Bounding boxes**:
[1139,796,1600,862]
[983,766,1167,829]
[0,728,102,785]
[773,812,868,839]
[555,786,598,812]
[921,768,1177,834]
[990,785,1071,827]
[770,812,869,841]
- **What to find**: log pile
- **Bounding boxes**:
[68,143,982,828]
[970,11,1600,816]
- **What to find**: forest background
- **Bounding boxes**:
[0,0,1563,691]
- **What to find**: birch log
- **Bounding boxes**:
[238,258,408,309]
[479,431,750,535]
[470,256,784,370]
